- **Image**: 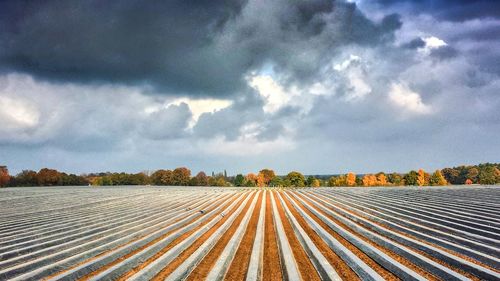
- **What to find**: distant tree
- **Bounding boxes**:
[150,170,173,185]
[466,167,479,184]
[328,175,346,187]
[429,170,448,186]
[13,170,38,186]
[172,167,191,186]
[246,173,258,187]
[327,176,336,187]
[388,173,403,186]
[37,168,62,186]
[306,176,315,186]
[441,168,460,184]
[285,171,305,187]
[130,173,149,185]
[417,169,427,186]
[376,173,387,186]
[355,176,363,186]
[0,166,11,187]
[209,174,227,186]
[479,166,497,185]
[346,172,356,186]
[404,171,418,186]
[258,169,276,187]
[495,167,500,184]
[192,171,208,186]
[310,178,321,187]
[61,173,88,186]
[362,174,377,187]
[233,174,245,187]
[269,176,284,187]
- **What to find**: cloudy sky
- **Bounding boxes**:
[1,0,499,175]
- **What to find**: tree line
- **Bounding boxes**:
[0,163,499,188]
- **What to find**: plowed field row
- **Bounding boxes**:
[0,186,498,280]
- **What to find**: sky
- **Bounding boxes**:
[0,0,499,175]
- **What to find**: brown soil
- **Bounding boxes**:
[73,195,231,281]
[151,192,256,280]
[262,191,283,281]
[296,192,439,281]
[279,193,360,281]
[272,191,322,281]
[285,192,398,281]
[224,192,264,280]
[311,192,484,280]
[116,193,245,281]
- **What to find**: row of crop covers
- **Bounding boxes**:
[0,186,498,280]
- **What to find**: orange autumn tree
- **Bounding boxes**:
[417,169,426,186]
[465,179,473,185]
[362,174,377,186]
[246,173,258,187]
[376,173,387,186]
[257,169,275,187]
[0,166,10,187]
[346,172,356,186]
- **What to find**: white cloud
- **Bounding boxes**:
[0,96,39,131]
[247,74,292,114]
[388,83,432,115]
[419,36,447,55]
[333,54,361,71]
[334,55,372,101]
[165,98,232,128]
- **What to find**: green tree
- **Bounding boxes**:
[429,170,447,186]
[404,171,418,186]
[388,173,403,186]
[269,176,284,187]
[466,167,479,183]
[233,174,245,187]
[13,170,38,186]
[479,166,497,184]
[328,175,346,187]
[285,171,305,187]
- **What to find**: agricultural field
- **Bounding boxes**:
[0,186,499,281]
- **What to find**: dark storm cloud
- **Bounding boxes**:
[403,38,425,49]
[374,0,500,21]
[430,45,458,60]
[0,0,248,96]
[0,0,401,97]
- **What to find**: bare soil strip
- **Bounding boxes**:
[272,191,322,281]
[280,192,360,280]
[262,190,283,281]
[223,192,264,280]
